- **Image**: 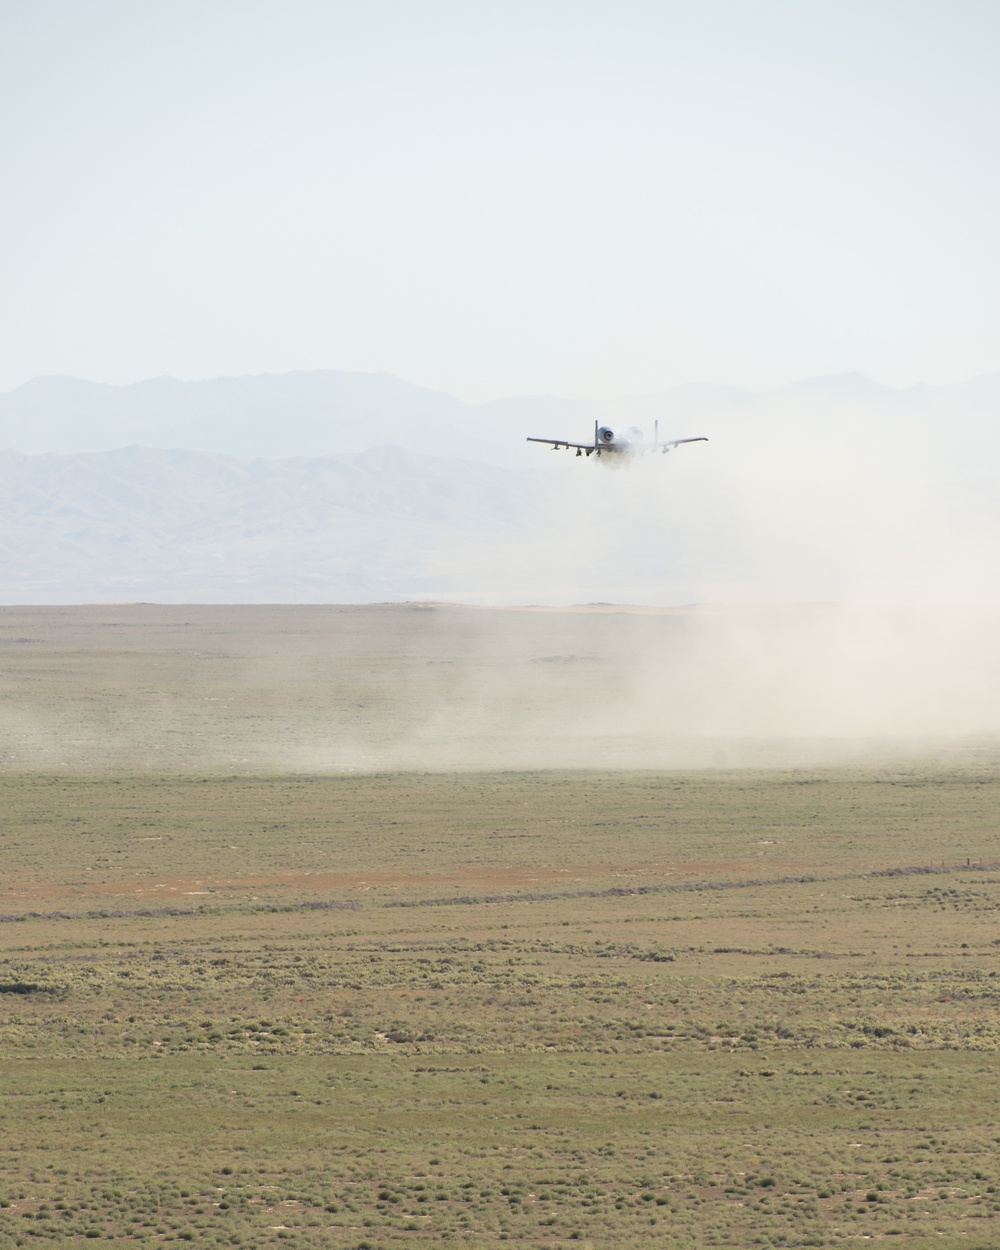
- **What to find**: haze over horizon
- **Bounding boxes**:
[3,0,999,401]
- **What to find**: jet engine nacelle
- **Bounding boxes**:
[597,425,616,443]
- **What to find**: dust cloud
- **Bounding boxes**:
[1,391,999,773]
[399,391,1000,766]
[349,602,1000,771]
[0,598,998,775]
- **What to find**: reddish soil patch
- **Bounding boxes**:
[0,857,807,910]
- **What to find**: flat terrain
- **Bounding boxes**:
[1,605,998,1248]
[3,602,999,772]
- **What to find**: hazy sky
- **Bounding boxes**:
[2,0,999,401]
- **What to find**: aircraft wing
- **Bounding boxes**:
[526,437,596,452]
[527,433,708,454]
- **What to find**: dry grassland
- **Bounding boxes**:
[0,605,998,1248]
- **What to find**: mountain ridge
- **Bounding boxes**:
[6,369,999,467]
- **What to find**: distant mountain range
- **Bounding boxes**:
[3,369,1000,473]
[0,445,550,602]
[1,370,998,603]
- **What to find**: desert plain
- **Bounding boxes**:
[0,603,999,1249]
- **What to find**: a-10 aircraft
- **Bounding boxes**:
[527,420,707,457]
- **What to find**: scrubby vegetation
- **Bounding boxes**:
[1,766,999,1247]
